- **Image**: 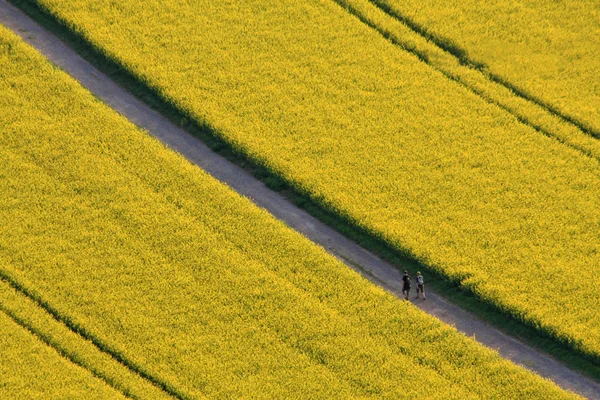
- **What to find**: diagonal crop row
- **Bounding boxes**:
[0,260,189,400]
[0,291,136,399]
[0,291,128,399]
[333,0,600,161]
[363,0,600,139]
[0,264,178,400]
[364,0,600,139]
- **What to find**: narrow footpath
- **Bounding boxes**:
[1,1,599,398]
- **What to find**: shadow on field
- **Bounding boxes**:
[9,0,600,383]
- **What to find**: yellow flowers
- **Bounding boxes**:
[0,278,166,399]
[0,288,126,399]
[336,0,600,160]
[369,0,600,135]
[0,318,125,398]
[0,25,580,398]
[25,0,600,361]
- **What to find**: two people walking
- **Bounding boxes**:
[402,270,425,300]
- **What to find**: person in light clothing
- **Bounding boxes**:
[415,271,426,300]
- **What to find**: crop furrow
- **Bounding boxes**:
[332,0,600,162]
[362,0,600,140]
[0,299,136,399]
[0,268,190,400]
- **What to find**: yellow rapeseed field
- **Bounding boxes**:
[368,0,600,135]
[336,0,600,161]
[0,307,124,399]
[22,0,600,360]
[0,276,173,399]
[0,24,580,398]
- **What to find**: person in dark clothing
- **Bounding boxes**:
[415,271,426,300]
[402,270,411,300]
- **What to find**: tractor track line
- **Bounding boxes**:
[331,0,600,163]
[0,300,137,400]
[361,0,600,140]
[0,268,191,400]
[0,1,599,398]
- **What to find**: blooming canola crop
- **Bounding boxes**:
[22,0,600,360]
[0,24,580,398]
[0,309,125,399]
[369,0,600,135]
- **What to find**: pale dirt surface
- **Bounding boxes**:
[1,1,599,398]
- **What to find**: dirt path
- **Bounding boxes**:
[1,1,599,398]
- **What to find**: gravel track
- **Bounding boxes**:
[1,1,599,398]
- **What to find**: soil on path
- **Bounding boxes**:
[1,1,599,398]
